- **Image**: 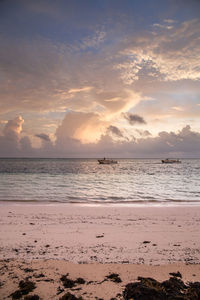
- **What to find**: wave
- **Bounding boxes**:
[1,198,200,206]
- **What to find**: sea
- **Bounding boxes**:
[0,158,199,205]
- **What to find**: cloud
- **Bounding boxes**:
[0,116,52,157]
[68,86,93,94]
[0,116,25,156]
[0,9,199,142]
[0,116,200,158]
[136,129,152,137]
[80,30,106,49]
[20,136,34,154]
[152,23,174,30]
[91,125,200,158]
[172,106,185,112]
[124,113,146,125]
[116,19,200,84]
[163,19,177,24]
[3,116,24,140]
[107,125,124,138]
[55,111,107,144]
[35,133,51,142]
[0,35,138,119]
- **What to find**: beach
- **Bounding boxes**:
[1,203,200,299]
[1,0,200,297]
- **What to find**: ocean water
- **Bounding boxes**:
[0,158,199,205]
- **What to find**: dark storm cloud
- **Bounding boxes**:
[124,113,146,125]
[107,125,124,137]
[35,133,51,142]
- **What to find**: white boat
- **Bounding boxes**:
[161,158,181,164]
[98,158,118,164]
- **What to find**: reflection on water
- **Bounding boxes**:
[0,158,199,204]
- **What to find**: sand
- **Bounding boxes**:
[0,203,200,299]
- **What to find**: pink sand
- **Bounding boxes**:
[0,203,200,264]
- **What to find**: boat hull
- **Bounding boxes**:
[161,159,181,164]
[98,159,118,164]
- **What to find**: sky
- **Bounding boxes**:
[0,0,200,158]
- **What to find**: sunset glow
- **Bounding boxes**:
[0,0,200,157]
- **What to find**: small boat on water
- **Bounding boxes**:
[98,158,118,164]
[161,158,181,164]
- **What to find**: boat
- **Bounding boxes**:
[98,158,118,164]
[161,158,181,164]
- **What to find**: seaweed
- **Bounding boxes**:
[60,275,76,289]
[19,280,36,294]
[59,292,83,300]
[76,278,86,284]
[24,295,40,300]
[169,271,182,278]
[123,275,200,300]
[11,279,36,299]
[106,273,122,283]
[60,274,86,288]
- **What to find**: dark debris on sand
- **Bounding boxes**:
[24,295,40,300]
[59,292,83,300]
[123,273,200,300]
[76,278,86,284]
[34,273,45,278]
[61,275,76,289]
[106,273,122,283]
[11,279,36,299]
[169,271,182,278]
[24,268,34,273]
[60,274,86,289]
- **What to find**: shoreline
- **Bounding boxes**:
[1,200,200,207]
